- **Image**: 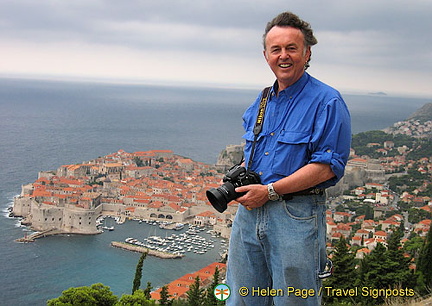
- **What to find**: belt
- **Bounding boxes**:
[282,187,325,201]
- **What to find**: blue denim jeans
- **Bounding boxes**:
[226,195,327,306]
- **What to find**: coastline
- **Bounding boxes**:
[111,241,184,259]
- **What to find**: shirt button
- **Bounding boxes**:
[265,152,269,156]
[270,133,274,136]
[259,172,263,175]
[327,149,332,153]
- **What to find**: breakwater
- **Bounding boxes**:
[111,241,184,259]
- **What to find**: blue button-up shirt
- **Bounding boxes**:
[242,73,351,188]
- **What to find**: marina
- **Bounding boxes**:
[97,215,126,232]
[119,220,227,258]
[12,214,230,262]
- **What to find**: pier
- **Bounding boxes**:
[15,229,60,243]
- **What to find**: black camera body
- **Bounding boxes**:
[206,165,261,213]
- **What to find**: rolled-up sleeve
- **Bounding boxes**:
[309,96,351,187]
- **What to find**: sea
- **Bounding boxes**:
[0,77,430,305]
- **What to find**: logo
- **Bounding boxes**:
[214,284,231,301]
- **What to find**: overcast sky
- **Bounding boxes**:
[1,0,431,97]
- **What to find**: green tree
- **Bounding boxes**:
[134,156,144,167]
[335,204,345,212]
[403,235,424,258]
[417,228,432,293]
[407,139,432,160]
[116,290,155,305]
[159,285,173,306]
[408,208,431,224]
[171,300,190,306]
[186,276,204,306]
[143,282,153,300]
[357,243,392,305]
[132,252,148,293]
[365,204,374,220]
[203,266,224,306]
[323,236,357,305]
[47,283,118,306]
[386,230,415,288]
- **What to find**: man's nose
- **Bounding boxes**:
[280,49,290,59]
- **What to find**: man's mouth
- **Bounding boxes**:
[279,63,292,68]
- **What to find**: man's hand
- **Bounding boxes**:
[235,184,268,210]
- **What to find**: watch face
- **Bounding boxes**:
[270,193,279,201]
[268,184,279,201]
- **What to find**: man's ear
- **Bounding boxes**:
[305,47,311,62]
[263,49,269,62]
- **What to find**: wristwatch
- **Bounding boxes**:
[267,183,281,201]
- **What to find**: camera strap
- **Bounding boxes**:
[247,86,272,170]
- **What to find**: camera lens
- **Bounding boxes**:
[206,182,237,213]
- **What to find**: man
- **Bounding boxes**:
[225,12,351,305]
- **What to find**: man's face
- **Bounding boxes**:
[263,26,311,91]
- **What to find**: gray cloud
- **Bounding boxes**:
[0,0,431,95]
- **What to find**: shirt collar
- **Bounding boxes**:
[271,72,310,97]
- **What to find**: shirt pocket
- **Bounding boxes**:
[272,131,310,176]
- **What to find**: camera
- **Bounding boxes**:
[206,165,261,213]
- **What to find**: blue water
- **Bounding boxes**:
[0,78,429,305]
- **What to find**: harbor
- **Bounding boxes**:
[95,216,229,261]
[113,219,228,259]
[13,215,229,261]
[4,210,230,305]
